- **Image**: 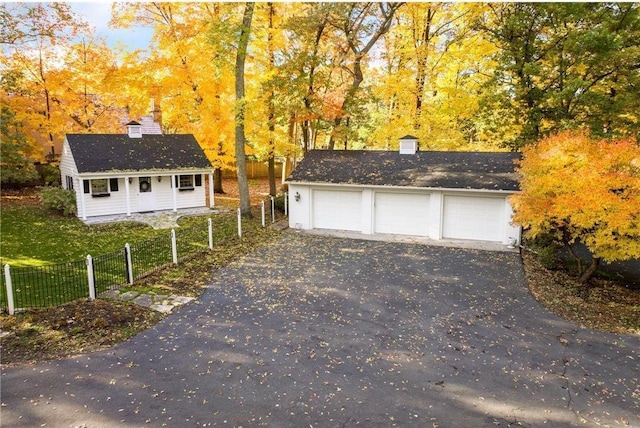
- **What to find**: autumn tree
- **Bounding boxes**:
[54,37,124,133]
[511,131,640,284]
[477,3,640,149]
[235,2,254,217]
[111,2,241,194]
[0,105,39,186]
[325,2,403,150]
[269,3,333,153]
[1,2,89,160]
[371,3,497,150]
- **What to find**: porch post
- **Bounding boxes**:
[124,176,131,216]
[78,178,87,220]
[208,171,214,208]
[172,174,178,212]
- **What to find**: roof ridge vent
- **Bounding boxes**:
[399,135,418,155]
[126,121,143,138]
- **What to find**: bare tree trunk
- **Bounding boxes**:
[267,2,277,197]
[213,167,224,194]
[579,257,600,284]
[235,2,254,217]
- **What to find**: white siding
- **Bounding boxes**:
[59,140,78,191]
[288,184,312,230]
[82,178,129,217]
[79,174,207,218]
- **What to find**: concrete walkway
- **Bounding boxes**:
[1,233,638,427]
[82,207,227,229]
[301,228,520,253]
[100,289,195,314]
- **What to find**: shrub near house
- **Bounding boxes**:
[39,187,77,216]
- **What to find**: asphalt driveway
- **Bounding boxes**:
[2,233,639,427]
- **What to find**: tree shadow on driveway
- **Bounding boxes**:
[2,232,639,427]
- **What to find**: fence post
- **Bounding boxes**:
[171,229,178,265]
[237,208,242,238]
[86,255,96,300]
[284,192,288,216]
[4,264,15,315]
[261,201,266,227]
[271,196,275,223]
[208,217,213,250]
[125,243,134,285]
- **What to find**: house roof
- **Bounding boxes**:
[66,134,212,174]
[287,150,521,191]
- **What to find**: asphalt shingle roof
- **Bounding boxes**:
[288,150,521,191]
[66,134,212,173]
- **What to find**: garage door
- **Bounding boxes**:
[374,192,430,236]
[442,195,505,242]
[312,189,362,231]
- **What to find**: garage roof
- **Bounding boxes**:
[66,134,212,173]
[288,150,521,191]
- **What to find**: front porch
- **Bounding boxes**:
[75,172,215,220]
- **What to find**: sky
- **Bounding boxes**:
[69,2,154,51]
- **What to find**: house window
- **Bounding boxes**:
[110,178,119,192]
[91,179,109,196]
[65,175,74,190]
[195,174,202,187]
[177,174,194,190]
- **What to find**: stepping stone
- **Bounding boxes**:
[171,296,195,305]
[133,294,153,307]
[119,291,140,301]
[150,303,174,313]
[100,290,120,299]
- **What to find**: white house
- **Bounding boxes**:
[287,136,522,246]
[60,122,214,220]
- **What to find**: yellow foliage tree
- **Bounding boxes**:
[511,131,640,283]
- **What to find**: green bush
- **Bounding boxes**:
[524,232,560,269]
[39,187,77,216]
[38,164,61,186]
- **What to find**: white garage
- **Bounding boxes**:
[312,189,362,231]
[287,136,522,247]
[374,192,430,236]
[442,195,506,242]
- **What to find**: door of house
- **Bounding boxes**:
[138,176,155,212]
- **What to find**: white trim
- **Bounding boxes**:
[171,174,178,212]
[286,181,518,195]
[208,172,214,207]
[76,169,212,179]
[78,178,87,220]
[124,176,131,216]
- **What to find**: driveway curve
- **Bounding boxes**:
[2,233,639,427]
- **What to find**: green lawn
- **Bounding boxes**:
[0,207,236,268]
[0,205,252,310]
[1,207,168,267]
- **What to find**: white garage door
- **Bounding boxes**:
[374,192,430,236]
[312,189,362,231]
[442,195,505,242]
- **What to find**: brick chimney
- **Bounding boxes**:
[151,97,162,128]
